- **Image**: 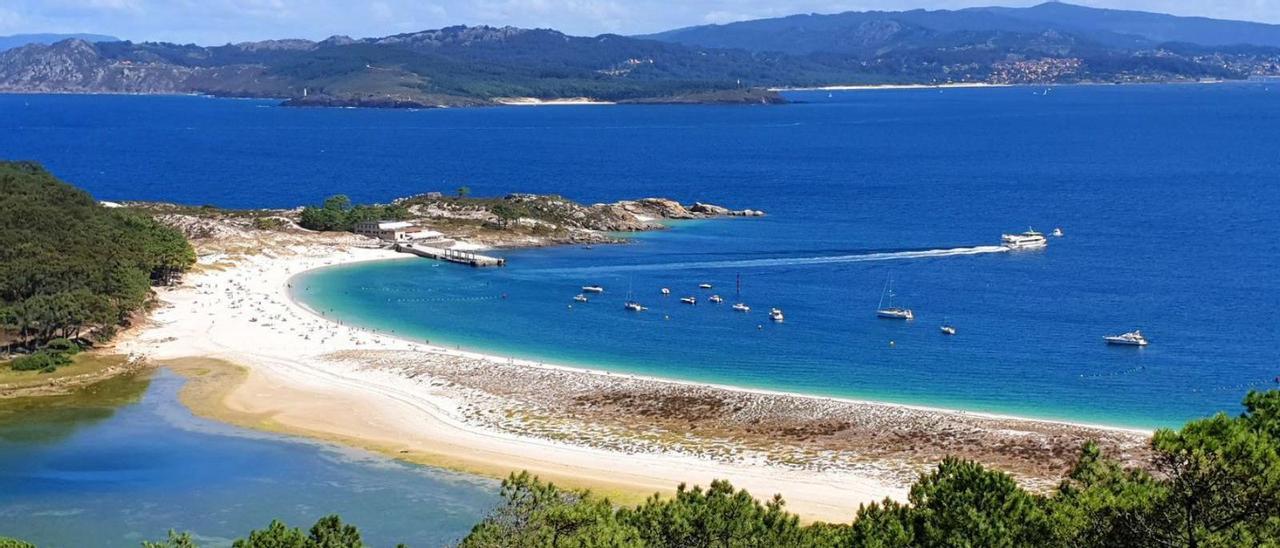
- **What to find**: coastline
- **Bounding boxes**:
[118,231,1151,522]
[288,261,1148,436]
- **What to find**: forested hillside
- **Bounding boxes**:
[0,162,194,361]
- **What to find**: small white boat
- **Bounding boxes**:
[708,295,724,303]
[769,308,784,322]
[876,276,914,320]
[1105,330,1148,346]
[1001,228,1048,250]
[582,285,604,293]
[698,283,713,289]
[573,294,588,303]
[624,301,647,312]
[940,325,956,335]
[661,288,671,295]
[681,296,697,305]
[732,303,750,312]
[1052,227,1064,237]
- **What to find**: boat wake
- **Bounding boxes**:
[528,245,1010,275]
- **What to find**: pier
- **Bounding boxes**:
[394,243,506,267]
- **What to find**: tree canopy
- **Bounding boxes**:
[0,161,194,355]
[297,194,408,232]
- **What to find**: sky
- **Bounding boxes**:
[2,0,1278,45]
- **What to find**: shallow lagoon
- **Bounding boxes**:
[0,370,496,547]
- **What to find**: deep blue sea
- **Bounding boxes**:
[0,371,496,547]
[4,84,1279,431]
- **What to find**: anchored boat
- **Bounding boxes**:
[582,285,604,293]
[1105,330,1148,346]
[876,276,914,320]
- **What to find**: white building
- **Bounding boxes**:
[353,220,443,242]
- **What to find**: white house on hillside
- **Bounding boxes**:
[353,220,442,242]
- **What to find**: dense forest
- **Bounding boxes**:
[42,389,1275,547]
[0,162,195,367]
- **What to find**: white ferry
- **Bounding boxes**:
[1001,228,1048,250]
[1105,330,1148,346]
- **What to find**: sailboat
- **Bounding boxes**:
[876,276,914,320]
[732,273,749,312]
[623,281,646,312]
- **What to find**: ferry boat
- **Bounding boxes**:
[708,295,724,303]
[573,294,588,303]
[732,303,750,312]
[582,285,605,293]
[769,308,784,322]
[1001,229,1048,250]
[681,296,697,305]
[876,276,914,320]
[1105,330,1148,346]
[698,283,713,289]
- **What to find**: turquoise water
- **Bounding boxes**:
[0,370,496,547]
[5,85,1280,429]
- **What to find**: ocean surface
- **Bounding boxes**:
[0,370,497,547]
[4,84,1279,431]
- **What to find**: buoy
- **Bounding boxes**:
[889,340,896,347]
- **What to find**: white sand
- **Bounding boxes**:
[122,244,907,522]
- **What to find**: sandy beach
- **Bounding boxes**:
[120,227,1151,522]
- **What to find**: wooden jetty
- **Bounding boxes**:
[394,243,506,267]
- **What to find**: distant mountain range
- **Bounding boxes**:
[1,3,1278,108]
[642,2,1280,53]
[0,33,119,52]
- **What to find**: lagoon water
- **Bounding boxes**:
[3,84,1279,431]
[0,371,497,546]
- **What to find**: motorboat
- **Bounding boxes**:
[661,288,671,295]
[940,325,956,335]
[769,308,784,322]
[573,294,588,303]
[681,296,697,305]
[732,303,750,312]
[1052,227,1064,237]
[624,301,647,312]
[1105,330,1148,346]
[876,276,914,320]
[708,295,724,303]
[1001,229,1048,250]
[582,285,605,293]
[698,283,713,289]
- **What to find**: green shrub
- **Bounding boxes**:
[0,537,36,548]
[45,337,81,355]
[9,350,72,372]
